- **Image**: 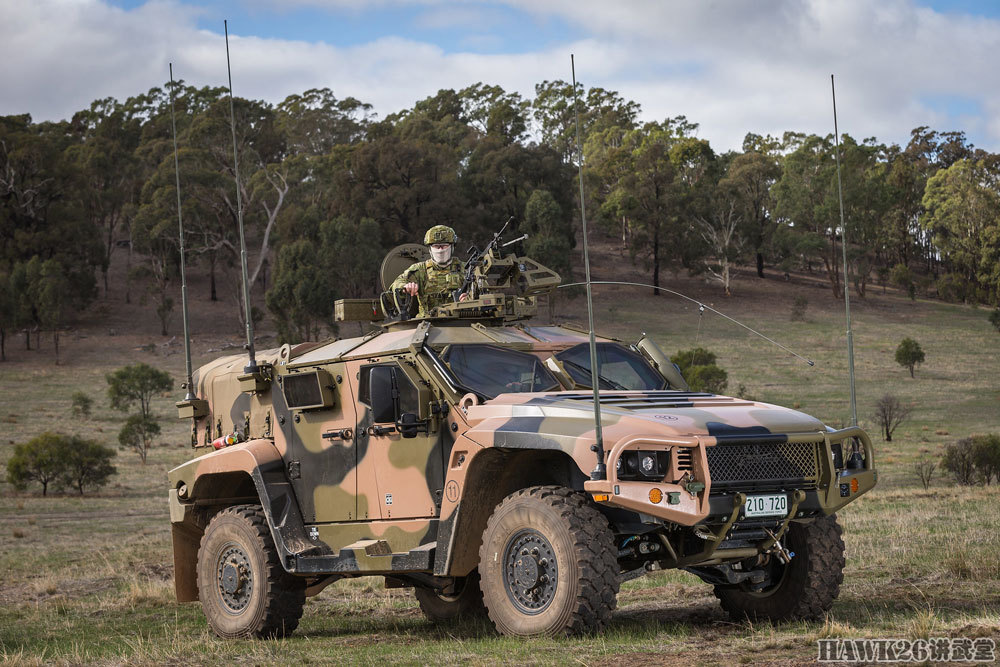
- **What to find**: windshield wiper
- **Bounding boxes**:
[559,358,628,391]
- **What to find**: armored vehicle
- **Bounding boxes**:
[168,239,876,639]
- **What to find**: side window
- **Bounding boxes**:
[359,364,420,423]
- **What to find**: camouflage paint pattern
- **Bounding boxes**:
[168,318,876,591]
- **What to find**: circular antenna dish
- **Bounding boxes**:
[380,243,430,291]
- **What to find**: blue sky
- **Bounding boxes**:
[5,0,1000,153]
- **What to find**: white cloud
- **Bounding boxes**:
[2,0,998,153]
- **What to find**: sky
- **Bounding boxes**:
[2,0,999,153]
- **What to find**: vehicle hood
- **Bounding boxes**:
[462,390,826,451]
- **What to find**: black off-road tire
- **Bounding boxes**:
[714,514,845,622]
[478,486,619,637]
[197,504,306,639]
[414,570,487,623]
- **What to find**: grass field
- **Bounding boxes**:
[1,257,999,665]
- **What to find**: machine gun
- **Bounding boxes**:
[452,217,527,303]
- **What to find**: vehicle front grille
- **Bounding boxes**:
[706,440,819,492]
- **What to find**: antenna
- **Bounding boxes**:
[224,19,257,374]
[558,281,815,366]
[169,63,195,401]
[571,54,606,481]
[831,74,857,427]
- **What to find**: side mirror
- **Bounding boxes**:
[396,412,428,439]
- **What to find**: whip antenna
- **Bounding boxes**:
[571,55,606,481]
[169,63,195,401]
[558,281,815,366]
[224,20,257,373]
[831,75,857,426]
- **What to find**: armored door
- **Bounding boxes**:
[275,363,360,523]
[354,361,445,520]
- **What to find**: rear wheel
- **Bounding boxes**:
[414,570,486,623]
[478,486,619,637]
[197,504,306,639]
[714,514,845,622]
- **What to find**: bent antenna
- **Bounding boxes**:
[571,54,606,482]
[169,63,195,401]
[831,74,857,426]
[224,20,257,373]
[558,280,815,367]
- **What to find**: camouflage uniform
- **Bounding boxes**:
[390,257,466,317]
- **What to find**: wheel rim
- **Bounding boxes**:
[502,529,558,615]
[216,541,253,614]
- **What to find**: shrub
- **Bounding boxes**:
[913,456,936,489]
[895,338,925,378]
[890,263,914,300]
[970,434,1000,484]
[989,308,1000,334]
[941,438,978,485]
[790,296,808,321]
[70,391,93,418]
[671,347,728,394]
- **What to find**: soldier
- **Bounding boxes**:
[390,225,469,317]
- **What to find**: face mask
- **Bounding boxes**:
[430,244,452,265]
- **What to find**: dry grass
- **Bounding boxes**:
[1,253,999,664]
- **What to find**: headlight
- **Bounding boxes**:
[641,455,656,474]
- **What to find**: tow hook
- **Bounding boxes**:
[763,528,794,565]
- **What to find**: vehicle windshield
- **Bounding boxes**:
[442,344,560,399]
[555,343,667,391]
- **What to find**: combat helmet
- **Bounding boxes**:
[424,224,457,245]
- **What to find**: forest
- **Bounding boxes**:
[2,79,999,355]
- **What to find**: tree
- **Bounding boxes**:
[106,363,173,421]
[60,437,117,494]
[894,338,925,378]
[722,137,781,278]
[523,189,574,318]
[921,157,1000,304]
[872,394,913,442]
[36,258,70,363]
[6,432,65,495]
[697,199,743,296]
[118,414,161,465]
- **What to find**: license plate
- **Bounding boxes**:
[744,493,788,518]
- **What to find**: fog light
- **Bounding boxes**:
[850,477,859,493]
[648,488,663,504]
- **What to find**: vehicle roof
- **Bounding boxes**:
[289,322,612,366]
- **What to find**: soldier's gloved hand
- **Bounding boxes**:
[403,282,419,296]
[459,292,469,302]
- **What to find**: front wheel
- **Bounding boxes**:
[478,486,619,637]
[197,504,306,638]
[714,514,845,622]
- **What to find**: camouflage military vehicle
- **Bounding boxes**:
[168,239,877,639]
